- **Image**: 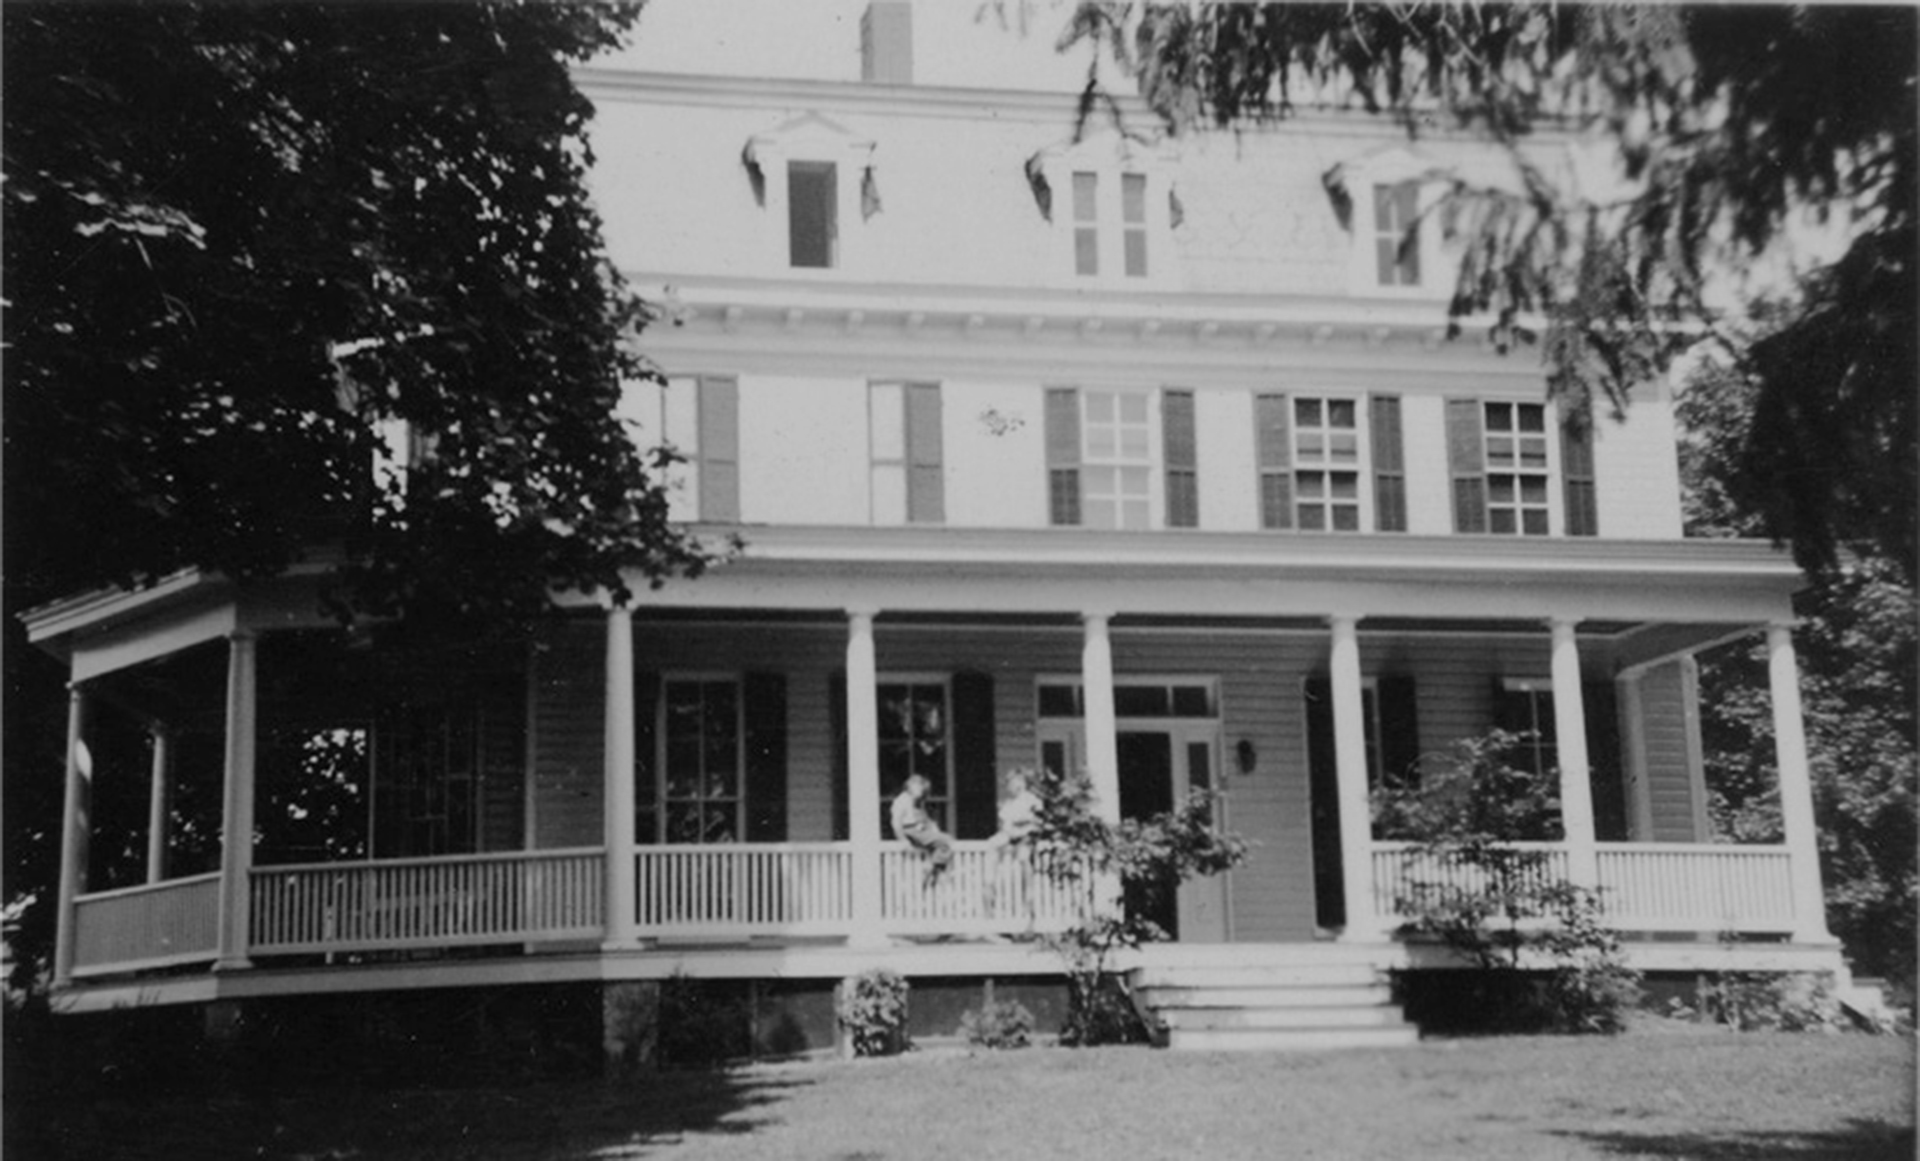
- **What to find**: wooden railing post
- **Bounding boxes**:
[214,631,258,971]
[52,685,91,988]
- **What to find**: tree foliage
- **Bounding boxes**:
[3,2,710,628]
[1681,357,1917,989]
[1061,2,1915,576]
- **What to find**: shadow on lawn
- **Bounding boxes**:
[1557,1118,1916,1161]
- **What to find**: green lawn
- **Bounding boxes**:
[10,1025,1913,1160]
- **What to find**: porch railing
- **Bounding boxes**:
[250,848,603,955]
[71,872,221,977]
[1371,841,1799,935]
[635,843,853,936]
[879,842,1092,936]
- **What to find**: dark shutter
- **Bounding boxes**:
[1162,389,1199,528]
[1045,387,1081,525]
[699,376,741,522]
[1583,680,1627,841]
[1255,393,1294,530]
[633,671,661,845]
[829,669,849,841]
[1376,674,1420,788]
[1304,676,1345,929]
[1561,417,1599,537]
[1445,399,1488,533]
[1369,395,1408,532]
[477,668,526,853]
[743,672,788,842]
[950,670,998,840]
[905,382,945,523]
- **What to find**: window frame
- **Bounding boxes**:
[876,673,955,835]
[650,673,747,846]
[787,160,839,269]
[1481,400,1554,537]
[1497,677,1558,778]
[1289,394,1371,533]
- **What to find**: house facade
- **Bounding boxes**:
[29,4,1841,1045]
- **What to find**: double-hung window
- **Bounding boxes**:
[622,376,740,523]
[868,381,943,524]
[1047,387,1155,529]
[1291,397,1363,531]
[1446,399,1550,535]
[1070,169,1151,280]
[1373,181,1422,287]
[1254,393,1405,532]
[788,161,838,268]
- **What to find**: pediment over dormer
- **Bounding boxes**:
[744,111,876,168]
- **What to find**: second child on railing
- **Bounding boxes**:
[889,773,954,889]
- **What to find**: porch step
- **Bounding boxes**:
[1128,955,1419,1053]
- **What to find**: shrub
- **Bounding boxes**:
[836,969,910,1057]
[1671,971,1848,1032]
[657,974,752,1069]
[960,985,1035,1050]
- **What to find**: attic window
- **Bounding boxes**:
[789,161,838,268]
[1373,181,1421,287]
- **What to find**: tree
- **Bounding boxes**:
[3,3,709,985]
[1680,356,1917,990]
[1058,3,1915,578]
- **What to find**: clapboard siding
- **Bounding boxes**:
[529,621,607,849]
[1638,659,1706,842]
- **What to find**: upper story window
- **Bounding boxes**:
[1046,386,1201,530]
[1069,170,1152,279]
[869,381,943,524]
[1255,393,1407,533]
[620,375,740,523]
[1444,398,1600,537]
[788,162,838,268]
[1372,181,1422,287]
[744,112,876,275]
[1030,130,1173,287]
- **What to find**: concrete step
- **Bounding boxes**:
[1137,984,1392,1009]
[1166,1024,1422,1052]
[1160,1003,1408,1030]
[1131,964,1385,988]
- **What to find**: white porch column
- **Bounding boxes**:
[214,631,258,971]
[603,604,639,947]
[1767,622,1834,942]
[1548,619,1598,888]
[1081,612,1121,825]
[845,608,886,948]
[1328,616,1379,940]
[146,724,172,885]
[51,685,91,988]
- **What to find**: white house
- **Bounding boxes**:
[25,3,1842,1054]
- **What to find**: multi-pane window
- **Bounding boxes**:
[868,382,943,524]
[789,161,837,268]
[625,376,740,523]
[1496,680,1558,779]
[1293,397,1363,531]
[1483,402,1550,535]
[1373,181,1421,287]
[1082,390,1153,529]
[1035,680,1217,719]
[659,679,742,844]
[878,681,951,832]
[1073,172,1100,276]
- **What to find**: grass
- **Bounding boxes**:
[8,1023,1913,1160]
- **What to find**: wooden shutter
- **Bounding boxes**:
[1445,399,1488,533]
[1254,393,1293,530]
[1583,680,1627,841]
[698,376,740,522]
[950,670,998,840]
[1369,395,1408,532]
[905,382,944,523]
[829,670,848,841]
[1377,674,1420,788]
[1561,417,1599,537]
[743,672,788,842]
[1303,676,1345,929]
[477,668,527,853]
[1162,389,1199,528]
[1045,387,1081,525]
[632,671,661,845]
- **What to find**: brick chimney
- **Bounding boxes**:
[861,2,913,84]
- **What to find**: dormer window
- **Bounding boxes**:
[1030,131,1172,286]
[1069,169,1151,279]
[789,162,838,268]
[1373,181,1422,287]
